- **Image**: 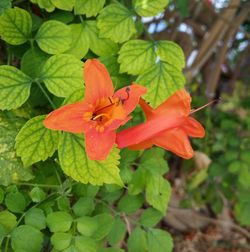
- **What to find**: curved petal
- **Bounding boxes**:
[116,116,185,148]
[85,128,116,160]
[113,84,147,116]
[128,139,153,150]
[153,129,194,159]
[182,117,205,138]
[84,59,114,104]
[155,89,191,116]
[139,98,155,120]
[43,102,90,133]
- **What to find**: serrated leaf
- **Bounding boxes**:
[0,0,11,15]
[147,229,173,252]
[29,187,46,202]
[66,24,89,59]
[107,217,126,245]
[0,7,32,45]
[76,216,98,237]
[0,66,32,110]
[137,61,185,107]
[41,54,83,97]
[139,208,163,227]
[30,0,55,12]
[11,225,43,252]
[133,0,169,17]
[51,232,72,250]
[5,190,26,213]
[21,47,49,79]
[35,20,72,54]
[15,115,59,167]
[0,210,17,233]
[118,40,156,75]
[97,3,136,43]
[50,0,74,11]
[118,194,144,214]
[85,20,118,56]
[73,197,95,217]
[0,112,33,186]
[58,133,123,186]
[75,236,98,252]
[74,0,105,17]
[46,211,73,232]
[156,40,185,69]
[145,174,171,214]
[25,208,46,230]
[128,227,148,252]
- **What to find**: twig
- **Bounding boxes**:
[122,213,132,235]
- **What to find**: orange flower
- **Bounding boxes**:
[44,59,147,160]
[116,89,205,159]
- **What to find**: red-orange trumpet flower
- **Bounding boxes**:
[116,89,205,159]
[44,59,147,160]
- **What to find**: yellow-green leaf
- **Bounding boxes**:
[133,0,169,17]
[97,3,136,43]
[50,0,74,11]
[15,115,59,167]
[74,0,105,17]
[30,0,55,12]
[40,54,83,97]
[35,20,72,54]
[0,7,32,45]
[58,133,123,186]
[0,66,32,110]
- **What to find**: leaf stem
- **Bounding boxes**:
[15,182,60,188]
[35,81,56,109]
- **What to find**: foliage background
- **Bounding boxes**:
[0,0,250,251]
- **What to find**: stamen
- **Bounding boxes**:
[92,113,111,121]
[190,98,221,114]
[121,87,131,104]
[94,97,117,114]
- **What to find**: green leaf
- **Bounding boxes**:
[107,217,126,245]
[76,216,98,237]
[11,225,43,252]
[118,40,156,75]
[30,0,55,12]
[118,194,144,214]
[51,232,72,251]
[50,0,75,11]
[73,197,95,217]
[5,191,26,213]
[0,66,32,110]
[128,227,148,252]
[29,187,46,203]
[75,236,98,252]
[0,7,32,45]
[133,0,169,17]
[58,133,123,186]
[25,208,46,230]
[46,211,73,232]
[74,0,105,17]
[85,21,118,56]
[92,213,114,240]
[136,61,185,107]
[21,47,49,79]
[128,168,147,195]
[0,112,33,186]
[156,41,185,70]
[41,54,83,97]
[0,210,17,233]
[97,3,136,43]
[57,196,70,211]
[0,187,4,203]
[235,201,250,226]
[145,174,171,214]
[15,115,59,167]
[0,0,11,15]
[147,229,173,252]
[139,208,163,227]
[35,20,72,54]
[66,24,89,59]
[98,249,124,252]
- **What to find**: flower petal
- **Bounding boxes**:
[85,128,116,160]
[183,117,205,138]
[139,98,155,119]
[153,129,194,159]
[128,139,153,150]
[84,59,114,104]
[116,116,185,148]
[113,84,147,115]
[155,89,191,116]
[43,102,90,133]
